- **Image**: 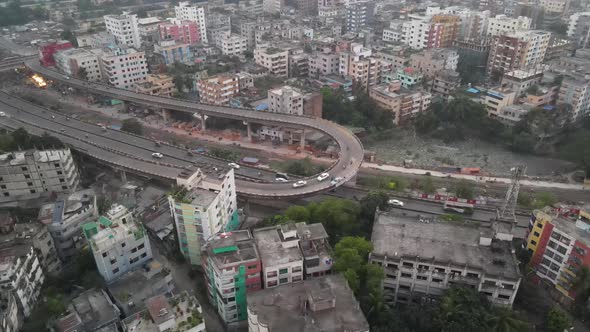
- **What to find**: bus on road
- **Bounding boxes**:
[443,201,474,215]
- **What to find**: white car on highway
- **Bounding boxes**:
[388,199,404,207]
[292,180,307,188]
[0,112,5,117]
[317,173,329,182]
[228,162,240,169]
[152,152,164,159]
[275,177,288,183]
[331,176,344,185]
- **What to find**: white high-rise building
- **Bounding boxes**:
[486,15,531,37]
[84,204,153,283]
[54,48,102,81]
[263,0,282,14]
[268,86,304,115]
[0,246,45,317]
[174,1,208,44]
[104,13,142,49]
[97,45,147,90]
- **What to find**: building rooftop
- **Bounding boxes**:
[536,209,590,248]
[253,226,302,267]
[296,222,329,241]
[0,149,69,167]
[247,274,369,332]
[146,294,175,326]
[57,289,120,332]
[186,188,218,208]
[205,230,259,268]
[371,211,521,280]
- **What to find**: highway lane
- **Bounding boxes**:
[26,62,364,197]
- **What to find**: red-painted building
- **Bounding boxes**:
[38,40,73,67]
[201,230,261,324]
[159,20,200,45]
[526,208,590,299]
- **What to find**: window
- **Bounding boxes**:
[279,268,288,274]
[121,243,126,248]
[24,174,30,179]
[533,231,540,237]
[30,189,36,194]
[140,253,147,258]
[399,285,411,290]
[417,275,428,281]
[401,272,412,278]
[102,252,107,257]
[530,240,537,245]
[279,277,288,284]
[292,275,302,282]
[57,171,63,175]
[0,185,5,189]
[54,163,60,168]
[27,182,33,186]
[267,271,277,278]
[62,186,68,190]
[21,167,27,171]
[536,223,543,229]
[402,262,414,268]
[138,244,145,250]
[131,248,137,253]
[130,257,139,264]
[59,178,65,183]
[292,266,302,273]
[247,264,257,270]
[112,268,120,274]
[267,280,278,287]
[110,258,116,265]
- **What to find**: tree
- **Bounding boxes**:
[454,180,474,199]
[572,266,590,316]
[284,205,310,223]
[77,67,88,80]
[173,75,185,92]
[360,190,388,221]
[121,118,143,135]
[420,177,436,193]
[534,192,557,208]
[60,29,78,47]
[546,307,571,332]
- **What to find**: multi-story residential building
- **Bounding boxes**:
[370,211,521,306]
[38,40,72,67]
[289,49,309,78]
[484,88,517,119]
[254,47,289,77]
[431,14,460,48]
[104,14,142,49]
[383,20,404,43]
[54,48,102,81]
[432,69,461,100]
[201,230,262,324]
[219,33,248,56]
[137,17,163,43]
[539,0,569,14]
[396,67,423,88]
[239,21,257,50]
[0,291,19,332]
[122,292,206,332]
[295,222,333,278]
[76,31,116,49]
[401,17,433,50]
[567,12,590,48]
[558,76,590,121]
[409,49,459,80]
[340,48,391,90]
[247,274,369,332]
[56,289,120,332]
[159,19,200,45]
[346,1,375,33]
[253,225,304,288]
[297,0,317,16]
[134,74,176,97]
[174,2,207,44]
[526,209,590,300]
[0,246,44,317]
[0,149,79,203]
[268,86,304,115]
[99,45,148,90]
[0,213,61,275]
[154,40,191,65]
[169,169,239,265]
[486,15,531,37]
[369,81,431,125]
[308,49,340,77]
[487,31,551,79]
[263,0,282,14]
[500,69,544,97]
[197,75,240,105]
[38,189,97,261]
[83,204,152,283]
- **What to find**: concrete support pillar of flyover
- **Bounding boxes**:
[120,170,127,184]
[246,122,253,142]
[288,131,294,145]
[300,129,306,149]
[200,114,206,131]
[161,109,171,123]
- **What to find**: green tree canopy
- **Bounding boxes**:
[121,118,143,135]
[546,307,571,332]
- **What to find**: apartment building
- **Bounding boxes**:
[254,47,289,77]
[370,211,521,306]
[197,75,240,105]
[201,230,262,324]
[83,204,152,283]
[431,69,461,100]
[0,292,19,332]
[401,18,433,50]
[486,15,531,37]
[396,68,423,88]
[558,77,590,121]
[308,49,339,77]
[539,0,569,14]
[487,31,550,79]
[54,48,102,81]
[38,189,97,261]
[175,2,207,44]
[369,81,431,125]
[99,45,147,90]
[159,19,200,45]
[76,31,116,49]
[154,40,191,65]
[137,17,163,43]
[134,74,176,97]
[526,209,590,300]
[289,49,309,78]
[0,246,44,317]
[169,169,239,265]
[383,20,404,43]
[219,33,248,56]
[104,14,142,49]
[567,12,590,48]
[409,50,458,82]
[56,289,120,332]
[296,222,333,278]
[340,47,391,90]
[0,214,61,275]
[346,1,375,33]
[500,69,544,97]
[268,86,304,115]
[431,14,460,48]
[247,274,369,332]
[253,225,304,288]
[0,149,79,203]
[484,88,517,119]
[426,6,490,40]
[263,0,282,14]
